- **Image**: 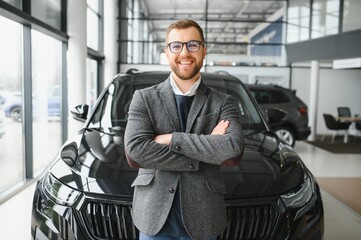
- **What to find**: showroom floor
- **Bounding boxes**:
[0,141,361,240]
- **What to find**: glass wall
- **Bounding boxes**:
[86,0,103,107]
[31,30,62,175]
[31,0,62,30]
[87,0,100,51]
[287,0,361,43]
[343,0,361,32]
[3,0,21,9]
[0,0,67,198]
[0,15,23,192]
[86,0,103,106]
[119,0,287,67]
[287,0,310,43]
[311,0,339,38]
[86,58,98,109]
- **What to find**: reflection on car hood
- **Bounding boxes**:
[222,132,305,199]
[50,129,305,199]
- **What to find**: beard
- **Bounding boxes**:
[170,59,203,80]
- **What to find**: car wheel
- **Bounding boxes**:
[10,107,22,122]
[274,126,295,147]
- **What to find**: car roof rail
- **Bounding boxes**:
[126,68,140,74]
[214,70,231,76]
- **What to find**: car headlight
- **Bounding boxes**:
[281,177,314,209]
[43,172,82,206]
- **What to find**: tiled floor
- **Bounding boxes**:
[0,141,361,239]
[295,141,361,240]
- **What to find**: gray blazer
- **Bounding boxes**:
[124,76,244,239]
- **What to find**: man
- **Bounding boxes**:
[124,19,244,240]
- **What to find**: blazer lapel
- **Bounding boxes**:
[160,78,181,132]
[186,82,209,133]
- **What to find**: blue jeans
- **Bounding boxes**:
[139,232,218,240]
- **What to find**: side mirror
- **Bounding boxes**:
[267,107,287,127]
[71,104,89,122]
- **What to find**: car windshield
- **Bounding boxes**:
[87,73,266,133]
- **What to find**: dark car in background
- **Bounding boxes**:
[247,84,311,147]
[31,71,323,240]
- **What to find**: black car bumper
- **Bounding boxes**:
[32,180,136,240]
[32,180,324,240]
[31,182,88,240]
[296,126,311,140]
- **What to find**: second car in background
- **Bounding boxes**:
[247,84,311,147]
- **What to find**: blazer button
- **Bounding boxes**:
[168,188,175,194]
[189,164,194,170]
[175,145,181,151]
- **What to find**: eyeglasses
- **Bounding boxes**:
[167,40,204,54]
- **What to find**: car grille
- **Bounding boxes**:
[80,200,279,240]
[220,204,280,240]
[80,200,137,239]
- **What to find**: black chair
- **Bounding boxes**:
[337,107,351,117]
[337,106,352,130]
[322,114,350,143]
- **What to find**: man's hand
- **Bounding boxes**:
[211,120,229,135]
[154,133,173,145]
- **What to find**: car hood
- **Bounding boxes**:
[49,129,305,199]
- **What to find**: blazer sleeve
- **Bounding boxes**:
[124,90,200,171]
[170,94,244,166]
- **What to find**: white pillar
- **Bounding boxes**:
[104,0,118,84]
[67,0,87,137]
[308,60,320,141]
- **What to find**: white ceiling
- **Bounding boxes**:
[139,0,285,55]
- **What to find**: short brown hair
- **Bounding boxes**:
[165,19,205,44]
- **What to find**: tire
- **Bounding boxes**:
[274,126,296,147]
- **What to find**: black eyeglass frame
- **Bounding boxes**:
[166,40,205,53]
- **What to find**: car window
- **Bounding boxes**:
[206,82,262,128]
[87,75,265,132]
[270,90,290,103]
[250,89,271,104]
[250,89,290,104]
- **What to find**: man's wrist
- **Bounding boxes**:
[154,133,173,145]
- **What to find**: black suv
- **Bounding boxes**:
[31,71,323,240]
[247,84,311,147]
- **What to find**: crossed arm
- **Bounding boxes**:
[126,120,240,169]
[154,119,230,145]
[124,90,244,171]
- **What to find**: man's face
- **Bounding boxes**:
[165,27,206,81]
